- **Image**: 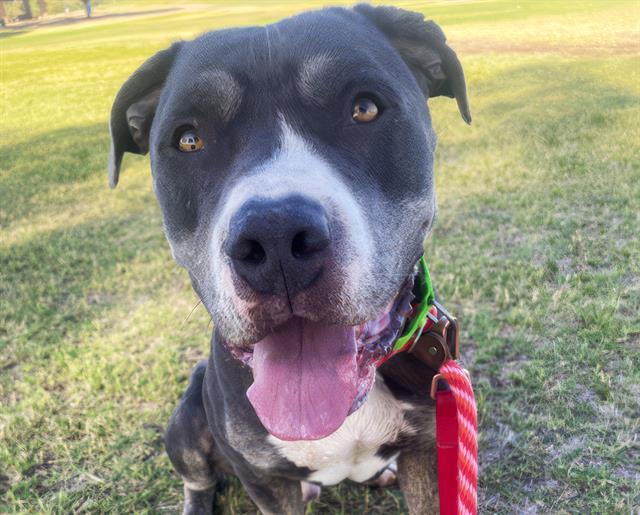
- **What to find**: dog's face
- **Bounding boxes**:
[109,5,469,441]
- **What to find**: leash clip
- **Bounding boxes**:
[432,300,460,360]
[407,300,460,400]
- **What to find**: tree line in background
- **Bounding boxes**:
[1,0,92,25]
[1,0,46,24]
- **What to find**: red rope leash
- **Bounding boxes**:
[436,360,478,515]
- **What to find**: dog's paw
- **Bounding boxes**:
[369,461,398,488]
[301,481,321,503]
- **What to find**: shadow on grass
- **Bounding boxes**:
[437,60,638,172]
[0,30,26,39]
[1,122,137,351]
[0,210,165,353]
[0,122,141,227]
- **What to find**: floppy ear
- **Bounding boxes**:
[354,4,471,124]
[108,41,183,188]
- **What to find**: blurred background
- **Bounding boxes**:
[1,0,639,512]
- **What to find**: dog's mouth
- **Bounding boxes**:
[223,271,417,441]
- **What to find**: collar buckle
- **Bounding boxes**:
[407,300,460,399]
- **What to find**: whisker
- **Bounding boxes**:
[184,299,203,322]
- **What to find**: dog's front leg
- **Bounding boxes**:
[235,468,304,515]
[397,448,440,514]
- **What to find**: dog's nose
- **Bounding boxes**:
[225,195,331,297]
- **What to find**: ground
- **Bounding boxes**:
[1,0,639,512]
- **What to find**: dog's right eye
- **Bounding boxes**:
[352,97,379,123]
[175,128,204,153]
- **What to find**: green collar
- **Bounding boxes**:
[392,256,435,352]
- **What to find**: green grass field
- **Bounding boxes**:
[1,0,639,512]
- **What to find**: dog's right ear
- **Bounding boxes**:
[354,4,471,124]
[108,41,183,188]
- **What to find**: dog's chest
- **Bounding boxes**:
[267,377,414,485]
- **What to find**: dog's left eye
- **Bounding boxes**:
[176,129,204,152]
[352,97,379,123]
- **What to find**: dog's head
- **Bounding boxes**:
[109,5,470,441]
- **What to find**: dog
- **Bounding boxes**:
[108,4,470,513]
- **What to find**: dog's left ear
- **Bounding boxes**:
[354,4,471,124]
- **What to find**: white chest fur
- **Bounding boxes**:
[267,375,415,485]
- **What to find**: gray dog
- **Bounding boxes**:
[108,4,470,513]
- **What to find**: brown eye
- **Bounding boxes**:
[352,97,379,123]
[178,130,204,152]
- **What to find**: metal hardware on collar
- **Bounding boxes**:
[409,301,459,361]
[381,255,461,400]
[430,373,443,400]
[434,300,460,361]
[406,296,460,400]
[409,311,460,400]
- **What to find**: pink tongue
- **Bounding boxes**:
[247,317,358,441]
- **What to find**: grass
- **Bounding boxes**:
[1,0,639,512]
